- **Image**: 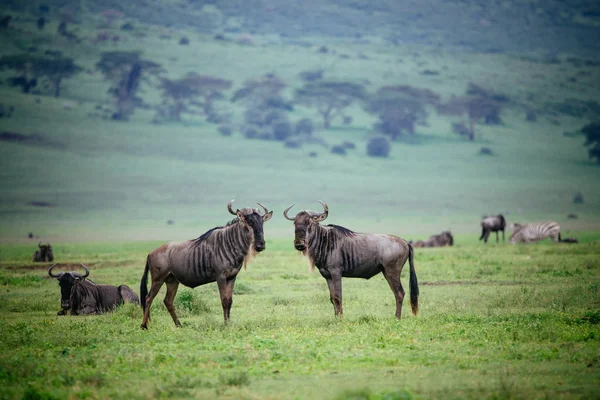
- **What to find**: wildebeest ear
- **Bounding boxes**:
[262,211,273,222]
[312,213,327,223]
[236,210,247,224]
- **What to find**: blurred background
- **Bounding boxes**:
[0,0,599,242]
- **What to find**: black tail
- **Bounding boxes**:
[558,232,562,242]
[408,244,419,316]
[140,256,150,311]
[479,225,485,241]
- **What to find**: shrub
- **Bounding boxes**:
[526,110,537,122]
[218,124,232,136]
[242,126,259,139]
[342,116,353,125]
[284,137,302,148]
[295,118,314,135]
[272,120,293,141]
[331,145,347,155]
[573,192,584,204]
[366,136,390,158]
[179,37,190,45]
[479,147,493,155]
[342,140,356,149]
[308,151,318,158]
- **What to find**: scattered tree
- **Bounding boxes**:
[580,121,600,163]
[366,85,439,139]
[295,81,367,129]
[0,54,82,97]
[96,51,163,120]
[295,118,315,136]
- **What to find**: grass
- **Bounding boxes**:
[0,237,599,399]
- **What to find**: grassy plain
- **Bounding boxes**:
[1,236,599,399]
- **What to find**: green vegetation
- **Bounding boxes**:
[1,237,599,399]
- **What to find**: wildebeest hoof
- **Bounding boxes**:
[57,310,66,316]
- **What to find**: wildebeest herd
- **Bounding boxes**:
[39,201,575,327]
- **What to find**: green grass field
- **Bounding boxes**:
[1,2,600,399]
[1,237,599,399]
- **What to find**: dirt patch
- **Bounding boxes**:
[0,131,66,149]
[2,263,95,271]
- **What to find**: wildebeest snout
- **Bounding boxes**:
[294,240,306,251]
[255,241,266,252]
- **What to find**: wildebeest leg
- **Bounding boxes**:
[496,231,499,243]
[383,267,405,320]
[141,279,165,330]
[484,230,490,243]
[217,276,236,321]
[57,309,67,316]
[502,230,505,242]
[163,276,181,328]
[326,274,343,317]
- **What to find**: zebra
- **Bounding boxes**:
[479,214,506,243]
[509,222,561,244]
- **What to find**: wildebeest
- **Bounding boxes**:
[140,200,273,329]
[48,263,139,315]
[283,201,418,320]
[509,222,561,244]
[411,231,454,248]
[480,214,506,243]
[34,242,54,262]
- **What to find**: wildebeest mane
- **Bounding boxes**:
[326,224,355,237]
[192,227,220,247]
[69,279,93,313]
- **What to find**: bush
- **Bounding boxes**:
[264,109,288,126]
[284,137,302,148]
[331,145,347,155]
[295,118,314,135]
[366,136,390,158]
[218,124,232,136]
[342,140,356,149]
[242,126,259,139]
[479,147,493,155]
[272,120,293,141]
[179,37,190,45]
[526,110,537,122]
[573,192,584,204]
[308,151,318,158]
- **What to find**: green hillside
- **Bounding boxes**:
[0,2,599,242]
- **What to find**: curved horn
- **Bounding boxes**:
[227,199,237,215]
[47,264,62,278]
[80,263,90,278]
[283,204,296,221]
[256,202,268,216]
[316,200,329,220]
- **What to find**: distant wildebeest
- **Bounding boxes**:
[140,200,273,329]
[48,264,139,316]
[509,222,561,244]
[411,231,454,248]
[480,214,506,243]
[33,242,54,262]
[283,201,418,320]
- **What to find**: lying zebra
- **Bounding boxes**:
[509,222,561,244]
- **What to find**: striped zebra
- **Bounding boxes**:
[509,222,561,244]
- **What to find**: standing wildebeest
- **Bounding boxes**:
[480,215,506,243]
[411,231,454,248]
[140,200,273,329]
[48,264,139,315]
[509,222,561,244]
[34,242,54,262]
[283,201,418,320]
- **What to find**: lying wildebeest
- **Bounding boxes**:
[411,231,454,248]
[34,242,54,262]
[480,214,506,243]
[140,200,273,329]
[48,263,139,315]
[509,222,561,244]
[283,201,418,320]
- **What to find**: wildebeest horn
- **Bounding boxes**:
[47,264,62,278]
[256,202,268,216]
[315,200,329,220]
[283,204,296,221]
[227,199,237,215]
[80,263,90,278]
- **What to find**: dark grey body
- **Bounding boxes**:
[480,215,506,243]
[412,231,453,248]
[70,280,139,315]
[284,202,418,320]
[34,243,54,262]
[140,202,272,329]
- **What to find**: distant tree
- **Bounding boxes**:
[366,85,439,139]
[158,73,231,122]
[232,74,288,109]
[96,51,163,120]
[367,136,391,158]
[0,54,82,97]
[295,118,315,135]
[36,17,46,30]
[580,121,600,163]
[295,81,367,129]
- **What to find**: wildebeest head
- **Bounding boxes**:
[227,200,272,252]
[48,263,90,309]
[283,201,329,251]
[441,231,454,246]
